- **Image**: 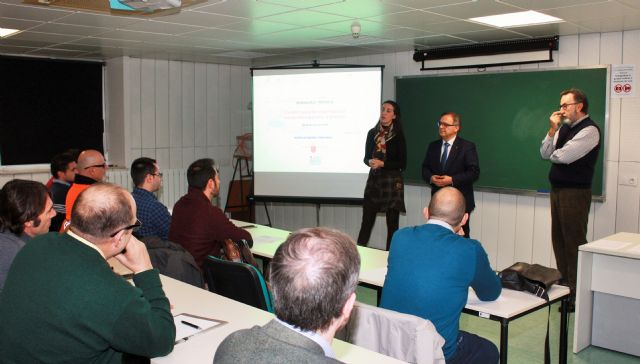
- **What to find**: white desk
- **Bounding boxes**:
[574,232,640,356]
[152,275,404,363]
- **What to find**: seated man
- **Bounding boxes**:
[214,227,361,363]
[381,187,501,364]
[0,183,175,362]
[130,157,171,240]
[63,149,108,229]
[49,151,77,232]
[0,179,55,291]
[169,158,251,268]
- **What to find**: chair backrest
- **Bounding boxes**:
[202,256,273,313]
[340,302,445,364]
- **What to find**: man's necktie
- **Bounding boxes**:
[441,142,450,166]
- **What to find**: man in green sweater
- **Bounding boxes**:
[0,183,176,363]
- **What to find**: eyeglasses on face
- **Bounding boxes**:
[437,121,458,128]
[84,163,107,170]
[109,219,142,237]
[559,102,580,110]
[152,172,163,178]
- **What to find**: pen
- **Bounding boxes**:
[181,320,201,330]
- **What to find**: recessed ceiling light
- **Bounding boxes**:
[469,10,563,28]
[0,27,20,38]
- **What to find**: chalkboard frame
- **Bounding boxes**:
[395,65,609,200]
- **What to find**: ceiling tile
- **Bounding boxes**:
[96,29,171,42]
[420,19,494,34]
[0,3,72,22]
[543,2,638,23]
[119,19,205,35]
[219,19,298,34]
[498,0,611,11]
[259,0,344,9]
[186,27,260,42]
[365,9,453,29]
[192,0,295,18]
[27,47,87,57]
[0,16,43,31]
[69,36,142,48]
[312,0,409,18]
[259,9,351,27]
[8,30,80,44]
[159,9,246,27]
[422,1,522,19]
[253,26,344,47]
[313,19,399,37]
[575,15,640,33]
[51,12,142,28]
[0,44,37,54]
[30,23,111,37]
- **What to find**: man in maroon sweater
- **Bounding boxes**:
[169,158,252,268]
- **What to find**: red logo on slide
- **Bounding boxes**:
[614,84,623,93]
[624,84,632,93]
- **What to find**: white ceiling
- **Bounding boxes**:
[1,0,640,66]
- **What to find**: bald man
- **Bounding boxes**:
[381,187,501,364]
[0,183,175,362]
[62,149,107,229]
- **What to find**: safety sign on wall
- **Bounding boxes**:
[611,64,635,98]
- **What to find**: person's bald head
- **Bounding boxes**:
[70,183,135,241]
[76,150,107,182]
[427,187,467,227]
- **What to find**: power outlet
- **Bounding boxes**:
[620,176,638,186]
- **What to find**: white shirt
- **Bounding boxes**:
[540,115,600,164]
[441,136,457,160]
[426,218,454,232]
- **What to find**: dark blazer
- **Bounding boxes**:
[214,319,341,363]
[422,137,480,211]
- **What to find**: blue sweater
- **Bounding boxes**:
[380,223,501,359]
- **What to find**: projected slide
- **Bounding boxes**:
[253,67,382,199]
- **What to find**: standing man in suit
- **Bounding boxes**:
[422,112,480,237]
[540,88,600,309]
[214,227,361,363]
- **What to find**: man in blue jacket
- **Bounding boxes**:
[381,187,501,364]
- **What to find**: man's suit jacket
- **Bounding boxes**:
[214,319,341,364]
[422,137,480,212]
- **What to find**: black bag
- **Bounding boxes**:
[499,262,562,300]
[500,262,562,364]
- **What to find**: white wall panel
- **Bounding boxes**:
[155,59,169,148]
[140,59,156,149]
[168,61,182,149]
[578,33,601,65]
[496,194,517,270]
[129,57,142,151]
[206,64,219,148]
[181,62,195,149]
[194,63,207,148]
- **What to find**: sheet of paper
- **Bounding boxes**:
[626,244,640,255]
[589,239,631,250]
[174,313,225,343]
[252,235,283,244]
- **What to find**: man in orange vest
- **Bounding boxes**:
[62,150,107,230]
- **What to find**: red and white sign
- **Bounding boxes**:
[611,64,635,98]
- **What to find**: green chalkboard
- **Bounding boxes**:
[396,67,607,196]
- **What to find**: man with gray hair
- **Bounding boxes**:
[381,187,501,364]
[0,183,175,363]
[214,227,361,363]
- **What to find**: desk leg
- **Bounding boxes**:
[559,297,569,364]
[500,319,508,364]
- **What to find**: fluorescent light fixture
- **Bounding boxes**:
[470,10,562,28]
[0,27,20,38]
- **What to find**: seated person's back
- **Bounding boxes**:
[0,183,175,363]
[381,187,501,364]
[169,158,250,268]
[214,227,361,363]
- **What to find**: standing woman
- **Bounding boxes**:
[357,100,406,251]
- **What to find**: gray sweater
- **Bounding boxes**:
[0,231,25,292]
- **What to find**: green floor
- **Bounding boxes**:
[355,286,639,364]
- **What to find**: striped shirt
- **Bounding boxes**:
[540,115,600,164]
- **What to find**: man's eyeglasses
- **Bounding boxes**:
[437,121,458,128]
[559,102,580,110]
[152,172,163,178]
[84,163,107,170]
[109,219,142,237]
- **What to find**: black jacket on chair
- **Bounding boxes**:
[422,137,480,212]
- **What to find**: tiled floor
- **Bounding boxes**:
[355,286,639,364]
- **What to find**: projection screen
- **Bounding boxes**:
[252,66,383,201]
